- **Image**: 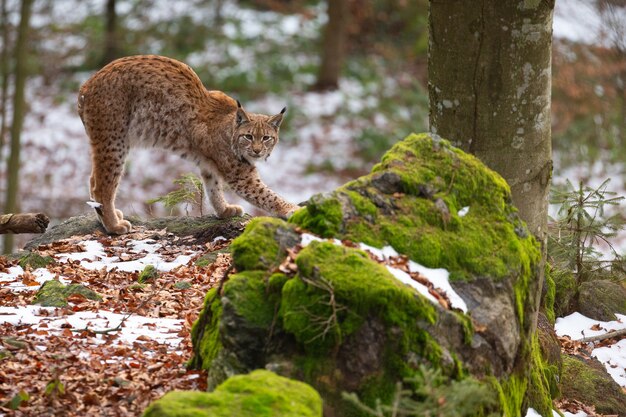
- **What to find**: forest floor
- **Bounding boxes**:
[0,224,624,416]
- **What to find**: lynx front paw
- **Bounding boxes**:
[217,204,244,218]
[104,219,132,235]
[115,209,125,221]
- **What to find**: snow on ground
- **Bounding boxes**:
[55,239,196,272]
[526,408,589,417]
[0,305,183,350]
[0,237,199,352]
[555,312,626,387]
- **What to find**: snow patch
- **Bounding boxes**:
[555,312,626,387]
[55,239,195,272]
[0,305,183,347]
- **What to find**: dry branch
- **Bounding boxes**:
[580,327,626,344]
[0,213,49,234]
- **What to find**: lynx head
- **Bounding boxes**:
[233,101,285,163]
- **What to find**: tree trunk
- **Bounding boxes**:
[3,0,33,254]
[100,0,118,66]
[428,0,553,240]
[0,0,11,156]
[313,0,349,91]
[0,213,49,234]
[428,1,554,412]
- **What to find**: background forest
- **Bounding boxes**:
[0,2,626,416]
[0,0,624,260]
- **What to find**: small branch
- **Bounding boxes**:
[580,328,626,344]
[0,213,49,234]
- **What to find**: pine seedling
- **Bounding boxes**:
[548,179,625,285]
[341,365,498,417]
[147,173,205,216]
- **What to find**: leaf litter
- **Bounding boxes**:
[0,227,233,416]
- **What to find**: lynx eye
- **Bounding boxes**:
[243,134,253,141]
[262,136,273,142]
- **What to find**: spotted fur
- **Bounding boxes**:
[78,55,297,234]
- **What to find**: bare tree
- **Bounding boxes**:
[4,0,34,253]
[0,0,11,156]
[100,0,118,66]
[313,0,349,91]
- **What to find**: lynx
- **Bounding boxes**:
[78,55,298,234]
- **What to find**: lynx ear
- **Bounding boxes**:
[236,100,250,126]
[268,106,286,129]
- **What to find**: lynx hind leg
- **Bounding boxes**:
[200,169,243,218]
[89,142,132,234]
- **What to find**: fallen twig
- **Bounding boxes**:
[580,327,626,344]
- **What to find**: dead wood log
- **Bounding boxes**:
[580,327,626,344]
[0,213,49,234]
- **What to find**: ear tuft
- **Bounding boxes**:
[236,102,250,126]
[280,106,287,114]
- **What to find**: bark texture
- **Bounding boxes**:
[3,0,33,253]
[0,213,49,234]
[428,2,555,409]
[428,0,554,239]
[313,0,349,91]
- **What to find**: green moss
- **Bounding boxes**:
[560,355,626,415]
[494,375,526,417]
[195,247,230,268]
[290,133,540,283]
[143,370,322,417]
[230,217,299,271]
[33,280,102,307]
[195,258,211,268]
[526,335,557,417]
[281,241,437,357]
[344,190,378,217]
[189,288,223,370]
[543,267,556,324]
[138,265,157,283]
[18,252,53,269]
[174,281,192,290]
[223,271,276,328]
[552,268,577,318]
[289,194,343,238]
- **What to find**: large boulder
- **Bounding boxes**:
[189,133,552,416]
[560,355,626,416]
[577,279,626,321]
[143,370,322,417]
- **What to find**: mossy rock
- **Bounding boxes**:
[138,265,158,283]
[142,370,322,417]
[577,279,626,321]
[191,133,549,417]
[230,217,300,271]
[290,133,536,283]
[18,252,54,269]
[33,280,102,307]
[560,355,626,415]
[552,268,577,318]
